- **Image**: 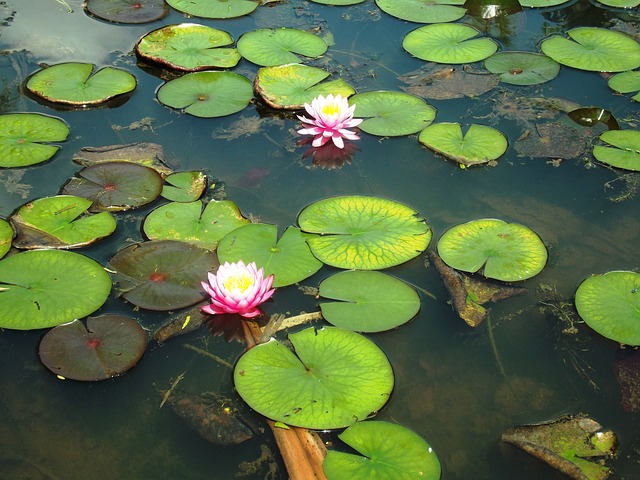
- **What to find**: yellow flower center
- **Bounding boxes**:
[224,273,254,294]
[321,102,340,116]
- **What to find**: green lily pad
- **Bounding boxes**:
[0,218,13,259]
[0,249,112,330]
[349,91,436,136]
[540,27,640,73]
[318,270,420,332]
[0,113,70,168]
[39,315,148,381]
[518,0,571,5]
[161,171,206,202]
[26,62,137,106]
[575,271,640,345]
[484,51,560,85]
[216,223,323,287]
[157,71,253,117]
[254,64,355,110]
[593,130,640,171]
[166,0,259,19]
[376,0,466,24]
[62,161,163,212]
[143,200,249,249]
[402,23,498,64]
[84,0,169,23]
[298,195,431,270]
[309,0,366,4]
[237,28,328,67]
[234,326,394,429]
[437,219,548,282]
[418,122,508,166]
[323,421,441,480]
[10,195,116,249]
[135,23,240,71]
[608,71,640,102]
[595,0,639,8]
[108,240,218,311]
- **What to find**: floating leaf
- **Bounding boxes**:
[592,130,640,171]
[484,51,560,85]
[84,0,169,23]
[464,0,522,18]
[166,0,259,19]
[376,0,466,24]
[309,0,365,4]
[518,0,571,5]
[0,219,13,259]
[595,0,639,6]
[72,143,173,176]
[237,28,328,67]
[608,71,640,102]
[161,171,207,202]
[568,107,619,130]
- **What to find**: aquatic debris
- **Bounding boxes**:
[399,64,499,100]
[613,348,640,412]
[515,122,589,159]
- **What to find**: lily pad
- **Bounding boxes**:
[484,51,560,85]
[62,161,163,212]
[161,171,207,202]
[464,0,522,18]
[575,270,640,346]
[0,249,112,330]
[237,28,328,67]
[234,326,394,429]
[418,122,508,166]
[135,24,240,71]
[518,0,571,5]
[143,200,249,250]
[216,223,323,287]
[108,240,218,311]
[157,71,253,118]
[298,195,431,270]
[254,64,355,110]
[318,270,420,332]
[26,62,137,106]
[84,0,169,23]
[399,64,499,100]
[540,28,640,73]
[402,23,498,64]
[348,91,436,136]
[595,0,639,6]
[10,195,116,249]
[323,421,441,480]
[39,315,148,381]
[568,107,619,130]
[309,0,366,4]
[0,113,70,168]
[376,0,466,24]
[608,71,640,101]
[592,130,640,171]
[437,219,547,282]
[166,0,259,19]
[72,143,172,175]
[0,219,12,259]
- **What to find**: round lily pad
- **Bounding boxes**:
[540,27,640,73]
[26,62,137,106]
[298,195,431,270]
[592,129,640,172]
[84,0,169,23]
[0,249,112,330]
[216,223,323,287]
[39,315,148,381]
[349,91,436,136]
[323,421,441,480]
[437,218,548,282]
[575,271,640,346]
[234,326,394,429]
[418,122,508,166]
[166,0,259,19]
[464,0,522,18]
[376,0,466,24]
[135,23,240,71]
[318,270,420,332]
[309,0,366,4]
[161,171,207,202]
[0,113,70,168]
[403,23,498,64]
[595,0,639,7]
[518,0,571,5]
[0,218,13,259]
[608,71,640,102]
[484,51,560,85]
[237,28,328,67]
[157,71,253,117]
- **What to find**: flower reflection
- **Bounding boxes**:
[300,137,360,169]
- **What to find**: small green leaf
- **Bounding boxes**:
[593,129,640,172]
[166,0,259,18]
[237,28,328,67]
[161,171,207,202]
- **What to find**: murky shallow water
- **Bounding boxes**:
[0,0,639,479]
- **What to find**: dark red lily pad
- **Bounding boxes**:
[84,0,170,24]
[614,348,640,412]
[38,315,148,381]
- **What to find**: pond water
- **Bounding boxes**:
[0,0,639,479]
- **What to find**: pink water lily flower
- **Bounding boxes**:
[297,94,363,149]
[201,261,275,318]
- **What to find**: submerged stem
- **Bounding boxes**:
[487,315,507,380]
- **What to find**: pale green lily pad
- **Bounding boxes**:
[166,0,259,19]
[254,64,355,110]
[216,224,323,288]
[518,0,571,6]
[234,326,394,429]
[10,195,116,249]
[309,0,366,4]
[323,421,441,480]
[143,200,249,250]
[298,195,431,270]
[541,28,640,73]
[593,130,640,171]
[484,51,560,85]
[403,23,498,64]
[349,91,436,136]
[0,113,70,168]
[135,23,240,71]
[0,249,112,330]
[575,271,640,345]
[418,122,508,166]
[0,219,13,259]
[237,28,328,67]
[608,71,640,102]
[26,62,137,106]
[595,0,639,7]
[161,171,206,202]
[157,71,253,118]
[318,270,420,332]
[376,0,466,24]
[437,219,548,282]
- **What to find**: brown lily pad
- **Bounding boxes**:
[72,142,173,176]
[399,64,499,100]
[614,348,640,412]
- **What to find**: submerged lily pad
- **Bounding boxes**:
[608,71,640,102]
[298,195,431,270]
[166,0,259,18]
[73,143,173,176]
[0,249,112,330]
[376,0,466,23]
[161,171,206,202]
[592,130,640,172]
[568,107,619,130]
[0,219,11,259]
[234,326,394,429]
[484,51,560,85]
[84,0,169,23]
[237,28,328,67]
[399,64,499,100]
[39,315,147,381]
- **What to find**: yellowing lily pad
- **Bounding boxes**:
[608,71,640,101]
[375,0,466,23]
[161,171,207,202]
[593,129,640,171]
[166,0,259,19]
[484,51,560,85]
[0,219,12,259]
[237,28,328,67]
